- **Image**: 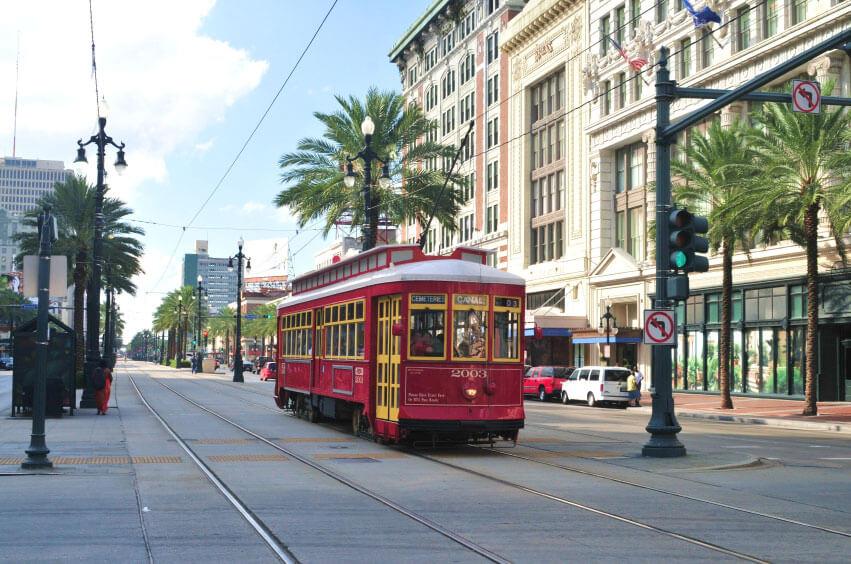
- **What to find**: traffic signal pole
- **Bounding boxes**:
[643,28,851,457]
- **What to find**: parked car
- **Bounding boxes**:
[253,356,273,374]
[560,366,631,407]
[240,360,254,373]
[260,361,277,381]
[0,356,12,370]
[523,366,575,401]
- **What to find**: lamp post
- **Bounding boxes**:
[159,331,165,364]
[196,275,206,362]
[343,116,392,252]
[228,237,250,382]
[75,116,127,408]
[598,304,619,366]
[22,206,56,469]
[176,296,184,364]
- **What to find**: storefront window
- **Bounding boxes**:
[745,329,761,393]
[706,294,719,324]
[574,344,585,367]
[732,290,742,322]
[706,331,719,390]
[776,329,788,394]
[790,327,805,395]
[732,330,743,392]
[687,331,703,390]
[790,285,807,319]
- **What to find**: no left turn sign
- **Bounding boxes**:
[643,309,676,346]
[792,80,821,114]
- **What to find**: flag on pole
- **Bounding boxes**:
[682,0,722,28]
[607,35,647,72]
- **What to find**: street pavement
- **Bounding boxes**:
[0,361,849,563]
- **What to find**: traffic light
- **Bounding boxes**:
[203,330,209,338]
[668,209,709,273]
[667,208,710,301]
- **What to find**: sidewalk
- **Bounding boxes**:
[633,391,851,434]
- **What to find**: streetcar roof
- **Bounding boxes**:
[279,257,524,310]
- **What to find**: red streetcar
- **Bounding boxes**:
[274,244,525,443]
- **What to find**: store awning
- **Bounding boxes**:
[523,327,572,337]
[571,336,643,344]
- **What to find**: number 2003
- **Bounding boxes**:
[450,368,487,379]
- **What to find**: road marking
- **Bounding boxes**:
[808,445,830,448]
[720,445,759,449]
[820,457,851,460]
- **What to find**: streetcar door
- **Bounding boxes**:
[376,295,402,422]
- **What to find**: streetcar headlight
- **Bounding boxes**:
[463,387,478,400]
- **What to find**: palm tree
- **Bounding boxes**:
[152,286,198,364]
[14,175,144,378]
[738,85,851,416]
[207,306,236,362]
[672,120,758,409]
[244,303,277,356]
[275,87,465,241]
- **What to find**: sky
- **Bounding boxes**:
[0,0,431,340]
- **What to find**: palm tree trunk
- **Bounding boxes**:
[73,253,87,382]
[803,203,819,416]
[719,240,734,409]
[167,328,175,362]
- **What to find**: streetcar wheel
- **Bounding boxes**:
[587,393,596,408]
[294,395,305,419]
[307,399,319,423]
[561,391,569,404]
[352,407,363,435]
[538,386,547,402]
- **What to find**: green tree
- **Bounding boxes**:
[207,306,236,360]
[14,175,144,378]
[152,286,198,363]
[672,120,758,409]
[737,86,851,415]
[275,87,464,243]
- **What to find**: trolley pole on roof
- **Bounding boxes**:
[643,28,851,458]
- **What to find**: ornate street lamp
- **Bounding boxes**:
[228,237,251,382]
[176,295,184,363]
[343,116,392,251]
[75,116,127,409]
[196,275,207,362]
[598,304,619,366]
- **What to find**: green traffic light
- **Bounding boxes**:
[672,251,687,269]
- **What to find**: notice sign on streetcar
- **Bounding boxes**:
[791,80,821,114]
[643,309,676,346]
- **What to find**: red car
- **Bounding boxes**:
[260,361,277,381]
[523,366,575,401]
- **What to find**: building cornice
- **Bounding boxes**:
[502,0,582,54]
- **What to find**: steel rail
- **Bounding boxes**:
[140,371,512,564]
[127,374,299,564]
[410,451,769,564]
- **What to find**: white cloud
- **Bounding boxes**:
[0,0,268,205]
[194,138,215,153]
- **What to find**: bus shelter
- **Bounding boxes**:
[11,314,76,417]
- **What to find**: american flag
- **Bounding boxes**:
[608,35,647,72]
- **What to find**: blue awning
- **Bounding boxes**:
[572,336,643,344]
[523,327,572,337]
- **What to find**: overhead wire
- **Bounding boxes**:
[87,0,102,117]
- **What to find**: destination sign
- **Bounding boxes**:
[454,294,488,307]
[495,297,520,308]
[411,294,446,305]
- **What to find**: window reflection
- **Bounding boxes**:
[454,310,487,359]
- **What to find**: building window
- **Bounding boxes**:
[631,70,642,101]
[425,48,437,71]
[657,0,668,23]
[600,15,611,55]
[459,10,476,39]
[736,6,751,51]
[617,72,627,109]
[441,70,456,99]
[531,71,564,122]
[706,293,720,323]
[487,0,500,15]
[460,52,475,84]
[487,74,499,106]
[744,286,787,321]
[527,289,565,311]
[615,210,626,248]
[615,5,626,45]
[425,84,438,111]
[630,0,641,34]
[487,117,499,149]
[530,171,563,218]
[408,67,417,86]
[763,0,778,38]
[459,214,474,242]
[615,143,645,193]
[628,207,643,260]
[460,92,475,123]
[701,29,713,68]
[442,31,455,57]
[441,107,455,136]
[486,204,498,234]
[679,39,692,79]
[462,172,475,202]
[486,31,499,64]
[791,0,807,25]
[530,221,564,264]
[790,285,807,319]
[602,80,612,116]
[487,161,499,192]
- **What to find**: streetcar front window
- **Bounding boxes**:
[453,309,487,359]
[493,309,519,360]
[409,309,446,359]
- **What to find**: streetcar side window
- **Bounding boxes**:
[322,300,366,359]
[409,294,447,360]
[281,311,312,358]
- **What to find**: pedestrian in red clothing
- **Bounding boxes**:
[95,359,113,415]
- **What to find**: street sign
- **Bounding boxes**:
[21,302,37,310]
[244,314,258,319]
[643,309,676,346]
[791,79,821,113]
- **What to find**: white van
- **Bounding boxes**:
[560,366,632,407]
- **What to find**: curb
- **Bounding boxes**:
[631,406,851,435]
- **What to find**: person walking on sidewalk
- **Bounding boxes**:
[626,371,638,407]
[633,365,644,407]
[95,360,113,415]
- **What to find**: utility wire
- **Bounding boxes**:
[88,0,102,118]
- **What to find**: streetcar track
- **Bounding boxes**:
[409,451,769,564]
[136,370,512,564]
[477,444,851,540]
[127,374,299,564]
